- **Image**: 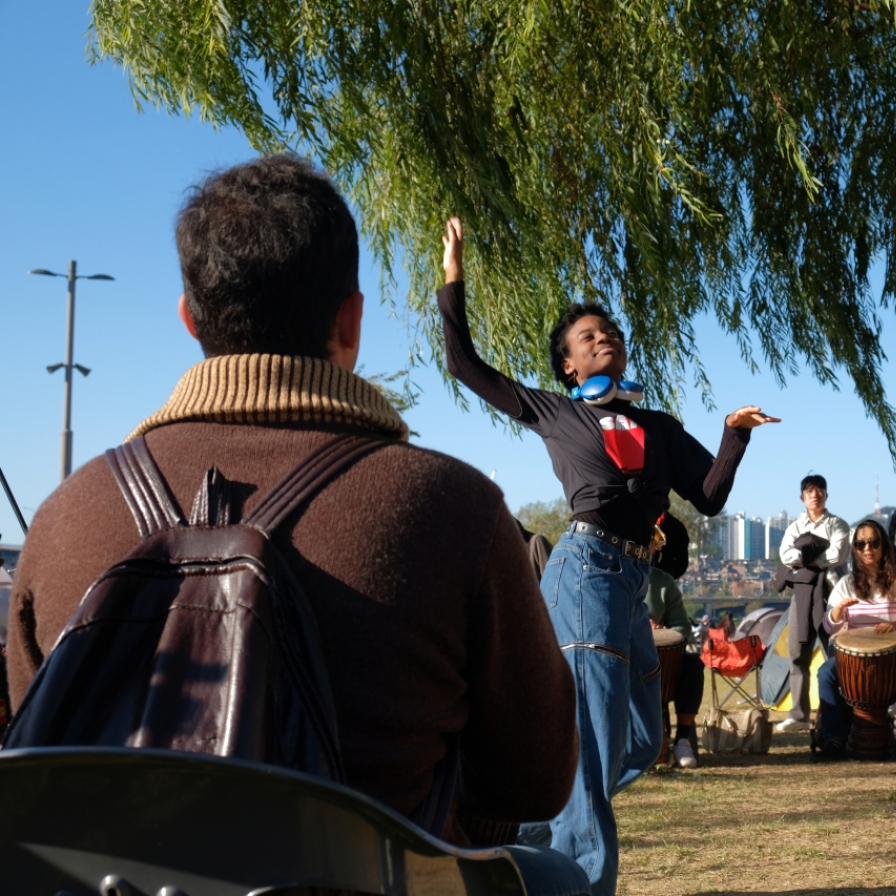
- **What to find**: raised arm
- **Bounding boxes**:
[677,408,780,517]
[437,218,525,419]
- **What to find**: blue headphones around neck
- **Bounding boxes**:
[570,376,644,405]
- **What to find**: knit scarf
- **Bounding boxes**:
[127,354,409,442]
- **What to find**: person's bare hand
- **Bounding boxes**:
[831,597,859,623]
[442,217,464,284]
[649,620,664,630]
[874,622,895,634]
[725,406,782,429]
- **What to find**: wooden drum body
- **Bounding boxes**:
[653,629,686,766]
[833,628,896,761]
[655,629,686,704]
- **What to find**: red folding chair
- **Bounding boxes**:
[701,634,766,710]
[700,634,773,754]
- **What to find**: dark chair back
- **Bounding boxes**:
[0,747,538,896]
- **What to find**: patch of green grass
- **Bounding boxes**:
[805,821,841,835]
[613,665,896,895]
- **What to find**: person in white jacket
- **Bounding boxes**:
[777,474,850,732]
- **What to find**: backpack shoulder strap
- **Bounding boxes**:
[245,433,391,534]
[105,437,186,537]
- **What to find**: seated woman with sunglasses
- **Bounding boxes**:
[814,519,896,761]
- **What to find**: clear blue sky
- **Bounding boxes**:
[2,2,895,547]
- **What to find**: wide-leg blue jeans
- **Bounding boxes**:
[521,525,662,896]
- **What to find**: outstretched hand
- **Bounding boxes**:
[725,406,781,429]
[442,217,464,283]
[831,596,859,624]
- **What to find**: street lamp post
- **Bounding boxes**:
[29,261,114,482]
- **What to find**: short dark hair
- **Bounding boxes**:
[800,474,827,493]
[176,155,359,358]
[548,302,624,390]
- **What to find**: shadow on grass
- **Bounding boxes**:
[696,751,814,768]
[697,890,896,896]
[691,727,895,767]
[696,747,895,768]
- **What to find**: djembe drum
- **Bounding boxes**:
[833,628,896,760]
[653,628,686,765]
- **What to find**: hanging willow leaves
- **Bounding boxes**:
[91,0,896,451]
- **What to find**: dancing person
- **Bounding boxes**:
[7,158,581,857]
[776,475,849,733]
[437,217,778,895]
[813,519,896,761]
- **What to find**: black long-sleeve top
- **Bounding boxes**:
[438,281,751,546]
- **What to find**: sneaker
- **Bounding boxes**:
[673,738,698,769]
[776,718,811,733]
[811,740,847,763]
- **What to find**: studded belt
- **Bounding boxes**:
[569,521,652,563]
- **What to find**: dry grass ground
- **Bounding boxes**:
[615,669,896,896]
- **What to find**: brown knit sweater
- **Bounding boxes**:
[8,355,578,845]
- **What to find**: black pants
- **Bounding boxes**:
[674,652,705,717]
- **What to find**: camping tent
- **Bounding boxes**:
[758,608,824,711]
[734,606,785,647]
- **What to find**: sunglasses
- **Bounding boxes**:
[854,539,882,551]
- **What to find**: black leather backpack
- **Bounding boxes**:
[4,432,388,781]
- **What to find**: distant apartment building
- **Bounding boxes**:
[711,513,735,559]
[728,513,748,560]
[713,513,768,560]
[765,510,794,561]
[746,517,766,559]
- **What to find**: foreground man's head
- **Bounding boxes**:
[175,155,363,370]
